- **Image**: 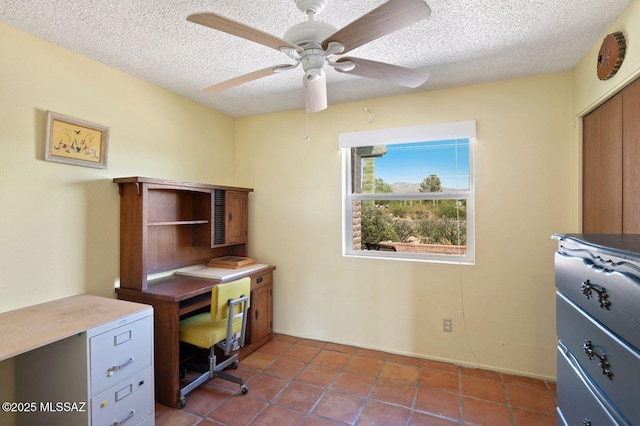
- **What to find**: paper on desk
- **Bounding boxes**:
[175,264,268,280]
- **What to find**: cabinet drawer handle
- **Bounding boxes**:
[581,280,611,309]
[583,419,592,426]
[255,310,260,320]
[257,276,263,284]
[107,357,134,377]
[583,340,613,380]
[112,409,135,426]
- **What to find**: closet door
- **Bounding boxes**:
[623,79,640,232]
[582,92,623,233]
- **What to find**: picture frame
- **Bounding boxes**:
[44,111,109,169]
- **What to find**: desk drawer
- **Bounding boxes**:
[556,343,628,425]
[556,292,640,423]
[555,251,640,351]
[90,316,153,394]
[251,270,272,290]
[91,366,154,426]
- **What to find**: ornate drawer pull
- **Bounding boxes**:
[583,340,613,380]
[107,357,134,377]
[581,280,611,309]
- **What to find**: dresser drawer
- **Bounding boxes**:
[555,251,640,351]
[91,366,154,426]
[556,292,640,423]
[90,315,153,394]
[556,343,628,425]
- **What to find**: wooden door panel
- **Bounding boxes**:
[583,92,623,233]
[623,78,640,233]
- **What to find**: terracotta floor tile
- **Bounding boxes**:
[250,404,306,426]
[294,364,340,388]
[179,384,232,415]
[511,408,555,425]
[505,383,556,413]
[325,342,357,353]
[461,375,507,404]
[273,333,298,343]
[297,338,327,348]
[207,395,267,426]
[311,349,351,370]
[422,360,460,373]
[502,373,548,390]
[331,371,376,397]
[380,361,420,384]
[344,355,384,376]
[283,344,322,363]
[262,357,305,379]
[161,335,559,426]
[312,390,366,424]
[242,351,276,370]
[387,353,423,366]
[461,396,512,426]
[409,411,460,426]
[245,373,290,401]
[357,400,411,426]
[155,407,203,426]
[419,368,459,393]
[370,378,416,408]
[354,347,389,360]
[303,416,345,425]
[275,382,325,412]
[258,339,294,356]
[414,387,460,420]
[461,366,501,381]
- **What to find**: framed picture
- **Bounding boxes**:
[45,111,109,169]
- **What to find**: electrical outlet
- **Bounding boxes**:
[443,318,453,332]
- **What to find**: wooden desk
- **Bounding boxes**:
[116,266,275,408]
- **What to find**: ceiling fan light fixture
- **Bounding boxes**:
[303,68,327,113]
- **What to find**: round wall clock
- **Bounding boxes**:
[597,31,626,81]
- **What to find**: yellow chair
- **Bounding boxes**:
[178,277,251,408]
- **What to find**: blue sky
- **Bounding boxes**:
[373,139,470,189]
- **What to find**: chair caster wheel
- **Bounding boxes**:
[231,360,239,369]
[179,397,186,408]
[241,385,248,394]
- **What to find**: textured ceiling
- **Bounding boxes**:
[0,0,630,117]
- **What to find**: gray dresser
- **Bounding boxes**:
[553,234,640,425]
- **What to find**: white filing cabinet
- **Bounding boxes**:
[8,295,154,426]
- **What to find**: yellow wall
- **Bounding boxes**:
[0,23,235,420]
[235,73,575,379]
[0,23,236,313]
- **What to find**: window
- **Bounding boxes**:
[340,121,475,263]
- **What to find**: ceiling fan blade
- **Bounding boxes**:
[303,69,328,113]
[202,64,295,93]
[322,0,430,54]
[188,12,303,54]
[334,57,429,88]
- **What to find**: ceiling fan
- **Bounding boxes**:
[187,0,431,113]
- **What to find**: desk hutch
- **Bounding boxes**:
[113,177,275,408]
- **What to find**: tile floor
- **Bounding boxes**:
[155,334,556,425]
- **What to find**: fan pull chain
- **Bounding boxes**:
[305,111,311,141]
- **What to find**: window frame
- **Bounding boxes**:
[339,121,476,264]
